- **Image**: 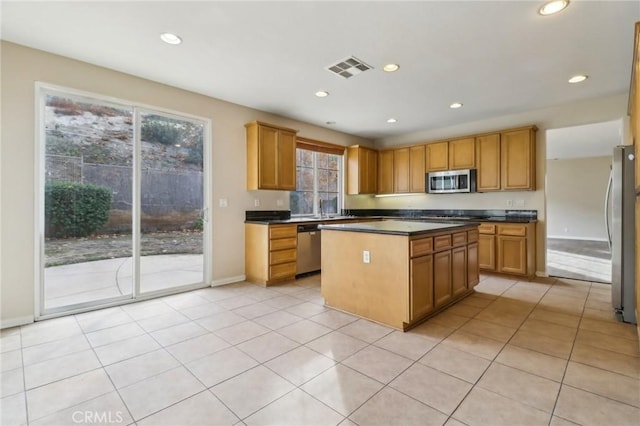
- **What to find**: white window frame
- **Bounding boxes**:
[34,82,213,320]
[291,148,343,217]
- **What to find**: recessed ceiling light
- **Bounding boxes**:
[160,32,182,45]
[326,121,336,125]
[449,102,463,109]
[538,0,570,16]
[315,91,329,98]
[568,74,588,83]
[174,144,181,147]
[387,118,397,123]
[383,64,400,73]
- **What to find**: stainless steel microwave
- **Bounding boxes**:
[426,169,477,193]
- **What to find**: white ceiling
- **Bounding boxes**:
[2,1,639,140]
[546,119,623,159]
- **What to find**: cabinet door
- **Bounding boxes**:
[365,149,378,194]
[449,137,475,170]
[497,236,527,275]
[433,250,452,307]
[426,142,448,172]
[478,234,496,270]
[501,128,535,190]
[409,145,426,192]
[476,133,501,191]
[393,148,410,193]
[378,150,394,194]
[258,125,279,189]
[410,255,434,321]
[467,242,479,288]
[277,130,297,190]
[451,246,467,297]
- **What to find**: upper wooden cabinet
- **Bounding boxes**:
[246,121,297,191]
[448,137,476,170]
[426,141,448,172]
[392,146,426,193]
[378,149,394,194]
[501,127,536,190]
[346,145,378,194]
[426,138,475,172]
[476,133,501,191]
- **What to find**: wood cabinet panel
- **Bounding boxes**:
[426,142,449,172]
[269,262,297,281]
[478,224,496,234]
[434,250,452,307]
[434,235,452,251]
[269,237,297,251]
[347,146,377,194]
[449,137,475,170]
[410,145,426,192]
[467,242,480,288]
[277,130,296,190]
[452,232,467,247]
[378,150,394,194]
[246,121,298,191]
[467,229,479,243]
[451,246,467,298]
[498,224,527,237]
[478,234,496,271]
[269,225,297,239]
[269,248,296,265]
[394,148,410,193]
[410,255,434,321]
[498,236,527,275]
[501,128,536,190]
[476,133,501,191]
[410,237,433,257]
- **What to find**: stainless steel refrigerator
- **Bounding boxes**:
[605,145,636,324]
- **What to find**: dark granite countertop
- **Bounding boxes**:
[319,220,477,236]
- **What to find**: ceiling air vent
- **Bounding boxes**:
[326,56,373,79]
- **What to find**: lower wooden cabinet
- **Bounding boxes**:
[451,246,467,297]
[467,242,479,288]
[433,250,452,308]
[478,222,535,277]
[246,223,297,285]
[410,255,434,320]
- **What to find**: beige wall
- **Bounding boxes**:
[547,156,612,241]
[347,93,630,277]
[0,41,371,327]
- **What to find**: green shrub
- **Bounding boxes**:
[45,182,112,238]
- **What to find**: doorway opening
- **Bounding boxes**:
[38,85,211,317]
[545,119,622,283]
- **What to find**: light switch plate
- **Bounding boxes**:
[219,198,228,208]
[363,250,370,264]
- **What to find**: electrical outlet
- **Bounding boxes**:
[276,199,284,207]
[219,198,228,208]
[506,200,514,207]
[254,199,260,207]
[363,250,370,264]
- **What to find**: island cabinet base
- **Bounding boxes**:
[321,223,479,331]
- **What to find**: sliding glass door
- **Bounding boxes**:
[39,86,209,316]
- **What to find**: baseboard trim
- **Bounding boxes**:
[536,271,548,277]
[547,236,609,242]
[1,315,34,329]
[211,275,246,287]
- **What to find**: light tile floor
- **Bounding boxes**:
[1,274,639,426]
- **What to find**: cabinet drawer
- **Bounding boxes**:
[269,262,297,280]
[478,224,496,234]
[270,237,297,251]
[498,224,527,237]
[269,225,297,239]
[269,248,296,265]
[467,229,479,243]
[452,232,467,246]
[433,235,452,251]
[410,237,433,257]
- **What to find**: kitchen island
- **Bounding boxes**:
[319,220,479,330]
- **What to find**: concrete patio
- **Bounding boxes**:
[44,254,204,309]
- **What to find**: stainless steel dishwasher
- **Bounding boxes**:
[296,224,321,275]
